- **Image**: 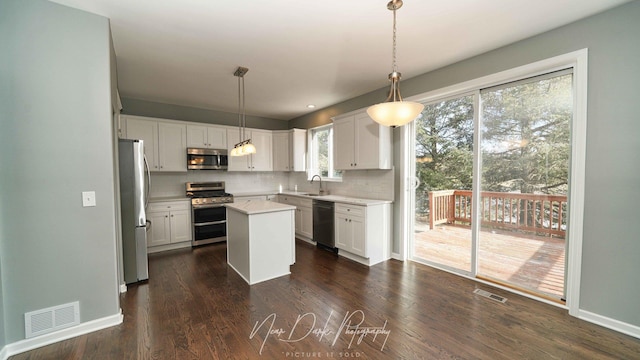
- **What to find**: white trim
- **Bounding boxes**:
[402,49,588,314]
[578,310,640,340]
[471,90,482,276]
[120,283,128,293]
[394,124,413,261]
[405,49,588,104]
[1,311,123,360]
[565,49,588,317]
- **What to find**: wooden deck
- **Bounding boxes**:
[413,223,566,299]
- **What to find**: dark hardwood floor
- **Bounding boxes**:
[12,240,640,359]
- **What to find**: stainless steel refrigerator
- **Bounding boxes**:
[119,139,150,284]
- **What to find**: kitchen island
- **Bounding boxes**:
[225,200,296,285]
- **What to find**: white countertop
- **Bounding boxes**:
[149,196,190,203]
[225,200,296,215]
[230,190,279,197]
[149,192,392,207]
[278,191,392,206]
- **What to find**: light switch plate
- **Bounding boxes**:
[82,191,96,207]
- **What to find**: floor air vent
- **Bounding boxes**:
[473,289,507,303]
[25,301,80,338]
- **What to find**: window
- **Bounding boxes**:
[308,124,341,180]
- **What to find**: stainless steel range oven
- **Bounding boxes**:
[186,182,233,246]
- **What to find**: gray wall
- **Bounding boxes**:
[291,1,640,328]
[0,0,120,343]
[0,258,4,349]
[121,97,289,130]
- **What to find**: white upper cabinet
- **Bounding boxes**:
[332,110,392,170]
[273,129,307,172]
[290,129,307,172]
[273,131,291,171]
[227,128,273,172]
[123,116,159,169]
[122,115,187,172]
[157,122,187,172]
[186,124,227,149]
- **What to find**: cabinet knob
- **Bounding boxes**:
[165,215,168,218]
[171,215,174,217]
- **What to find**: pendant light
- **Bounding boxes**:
[230,66,256,157]
[367,0,424,128]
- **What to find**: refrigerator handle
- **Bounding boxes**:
[144,155,151,209]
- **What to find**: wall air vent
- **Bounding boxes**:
[473,288,507,303]
[25,301,80,338]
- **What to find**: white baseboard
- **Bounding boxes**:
[578,309,640,339]
[120,283,128,293]
[1,310,123,360]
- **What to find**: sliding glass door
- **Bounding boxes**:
[411,70,573,301]
[413,95,474,273]
[478,71,572,299]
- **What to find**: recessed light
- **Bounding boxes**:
[306,104,316,109]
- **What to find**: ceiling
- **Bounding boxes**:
[50,0,631,120]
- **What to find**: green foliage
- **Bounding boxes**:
[414,73,572,217]
[481,74,571,195]
[415,95,475,193]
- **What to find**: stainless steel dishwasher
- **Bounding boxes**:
[313,200,337,252]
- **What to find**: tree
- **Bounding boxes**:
[415,95,474,216]
[481,74,571,195]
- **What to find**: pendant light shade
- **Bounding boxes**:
[367,100,424,127]
[367,0,424,127]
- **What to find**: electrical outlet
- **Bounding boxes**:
[82,191,96,207]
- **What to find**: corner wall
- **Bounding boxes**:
[290,0,640,330]
[0,0,121,345]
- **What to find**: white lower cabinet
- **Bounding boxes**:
[334,203,391,266]
[297,203,313,239]
[335,209,366,257]
[147,200,192,252]
[278,195,313,240]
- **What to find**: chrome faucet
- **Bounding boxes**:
[310,175,326,195]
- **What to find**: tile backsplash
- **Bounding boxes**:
[149,171,289,197]
[150,169,395,201]
[288,169,394,201]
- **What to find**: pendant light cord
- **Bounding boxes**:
[237,74,247,141]
[237,76,242,141]
[392,6,397,74]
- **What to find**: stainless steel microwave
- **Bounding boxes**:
[187,148,228,170]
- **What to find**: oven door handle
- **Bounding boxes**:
[192,204,227,209]
[193,220,227,227]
